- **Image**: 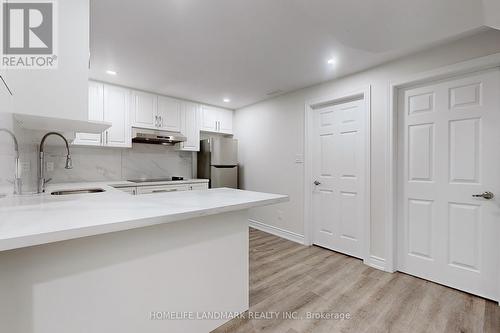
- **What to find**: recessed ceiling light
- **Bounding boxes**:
[327,58,336,65]
[106,70,117,75]
[223,98,231,103]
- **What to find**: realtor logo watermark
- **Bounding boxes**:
[1,0,58,69]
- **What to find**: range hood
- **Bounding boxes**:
[132,128,186,145]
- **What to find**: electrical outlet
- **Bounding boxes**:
[46,162,54,172]
[295,154,304,164]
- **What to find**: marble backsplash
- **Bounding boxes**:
[1,112,195,194]
[0,139,194,194]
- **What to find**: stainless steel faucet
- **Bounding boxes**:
[0,128,22,195]
[38,132,73,193]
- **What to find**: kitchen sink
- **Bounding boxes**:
[50,188,105,196]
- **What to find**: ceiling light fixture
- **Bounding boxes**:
[327,58,336,65]
[106,70,117,75]
[223,98,231,103]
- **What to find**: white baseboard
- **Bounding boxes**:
[248,219,305,245]
[365,255,387,271]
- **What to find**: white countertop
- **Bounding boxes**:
[0,182,288,252]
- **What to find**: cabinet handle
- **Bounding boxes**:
[151,189,178,193]
[106,131,109,144]
[160,116,163,128]
[154,115,158,127]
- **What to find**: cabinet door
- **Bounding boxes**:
[177,102,200,151]
[103,85,131,148]
[74,81,104,146]
[157,96,181,132]
[218,108,233,134]
[189,183,209,191]
[200,105,218,132]
[136,184,189,194]
[131,90,157,129]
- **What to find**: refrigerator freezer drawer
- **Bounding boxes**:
[211,166,238,189]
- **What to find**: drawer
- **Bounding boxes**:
[136,184,189,195]
[188,183,209,191]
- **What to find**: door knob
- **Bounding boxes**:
[313,181,321,186]
[472,191,495,200]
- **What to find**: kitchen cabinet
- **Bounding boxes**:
[157,96,182,132]
[188,183,209,191]
[200,105,233,135]
[74,82,131,148]
[131,93,182,132]
[136,184,190,195]
[115,182,208,195]
[131,91,157,130]
[218,108,233,134]
[177,102,200,151]
[74,82,104,146]
[104,85,132,148]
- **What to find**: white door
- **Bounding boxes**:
[177,102,200,151]
[200,105,218,132]
[104,85,131,148]
[157,96,182,132]
[74,81,104,146]
[218,108,233,134]
[398,69,500,300]
[131,90,157,130]
[312,99,366,259]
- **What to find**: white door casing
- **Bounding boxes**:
[397,69,500,300]
[311,98,366,259]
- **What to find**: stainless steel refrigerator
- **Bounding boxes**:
[197,138,238,189]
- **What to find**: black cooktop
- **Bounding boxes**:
[127,177,184,183]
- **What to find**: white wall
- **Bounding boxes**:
[234,28,500,259]
[3,0,90,121]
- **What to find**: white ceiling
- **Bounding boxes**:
[90,0,491,109]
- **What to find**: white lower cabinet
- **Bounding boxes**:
[188,183,209,191]
[136,184,190,195]
[74,82,131,148]
[116,182,208,195]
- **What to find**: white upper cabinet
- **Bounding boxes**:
[131,91,157,130]
[104,85,131,148]
[157,96,182,132]
[131,92,182,132]
[200,105,233,134]
[218,108,233,134]
[75,82,131,148]
[200,105,218,132]
[177,102,200,151]
[74,82,104,146]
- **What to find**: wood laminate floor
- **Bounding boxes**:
[212,228,500,333]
